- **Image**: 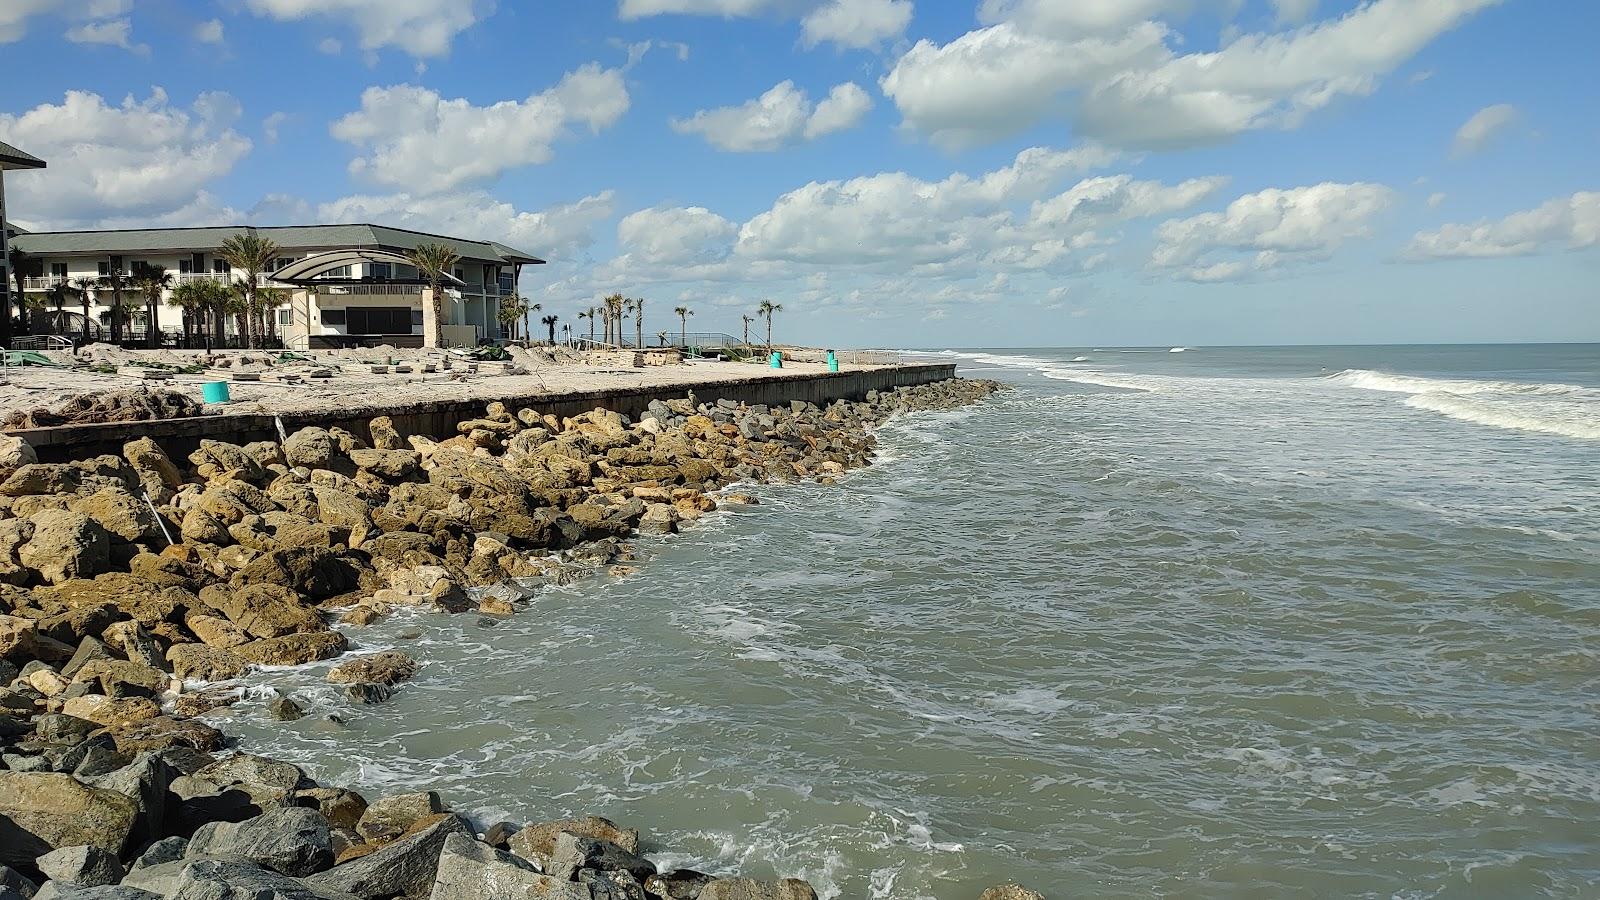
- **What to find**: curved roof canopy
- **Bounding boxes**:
[269,249,466,286]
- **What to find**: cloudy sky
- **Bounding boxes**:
[0,0,1594,347]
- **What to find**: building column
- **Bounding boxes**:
[0,172,10,333]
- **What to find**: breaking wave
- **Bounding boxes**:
[1330,369,1600,440]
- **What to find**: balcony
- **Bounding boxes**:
[22,276,67,290]
[176,272,273,286]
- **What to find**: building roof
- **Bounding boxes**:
[11,223,546,266]
[0,140,46,171]
[270,249,467,285]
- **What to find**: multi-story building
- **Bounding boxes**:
[9,224,543,348]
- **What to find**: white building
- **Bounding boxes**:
[9,224,543,348]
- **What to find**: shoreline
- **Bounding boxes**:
[0,375,1037,899]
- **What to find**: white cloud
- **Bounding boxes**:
[194,18,225,43]
[262,111,291,142]
[801,0,912,50]
[1451,103,1517,157]
[242,0,488,58]
[0,88,252,229]
[619,0,784,19]
[64,16,147,54]
[1271,0,1318,25]
[315,190,616,258]
[884,0,1501,149]
[331,63,630,189]
[1151,182,1394,281]
[317,36,342,54]
[1402,192,1599,260]
[1,0,128,42]
[671,80,871,152]
[617,207,738,266]
[1427,191,1446,209]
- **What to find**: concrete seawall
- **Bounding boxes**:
[14,363,957,461]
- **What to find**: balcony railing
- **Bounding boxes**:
[22,276,68,290]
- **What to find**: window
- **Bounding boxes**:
[346,306,412,334]
[213,259,231,274]
[318,265,351,279]
[50,263,67,278]
[97,261,110,276]
[178,259,193,274]
[271,257,296,272]
[453,268,464,281]
[498,273,514,293]
[396,264,417,279]
[131,260,151,276]
[276,309,293,326]
[411,309,423,329]
[320,309,347,327]
[369,262,392,279]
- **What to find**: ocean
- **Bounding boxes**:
[222,344,1600,898]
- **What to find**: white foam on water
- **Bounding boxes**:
[938,349,1159,392]
[1329,369,1600,440]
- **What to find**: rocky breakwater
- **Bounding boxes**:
[0,378,1020,898]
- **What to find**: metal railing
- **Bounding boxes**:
[22,276,68,290]
[5,334,73,351]
[323,284,424,295]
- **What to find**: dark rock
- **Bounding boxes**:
[342,683,390,705]
[35,846,123,887]
[289,788,367,832]
[267,696,304,721]
[977,884,1045,900]
[547,833,655,883]
[0,867,38,900]
[31,715,98,746]
[191,754,310,807]
[83,753,176,848]
[481,821,520,850]
[304,813,470,900]
[30,884,159,900]
[186,807,334,877]
[167,859,359,900]
[128,837,188,871]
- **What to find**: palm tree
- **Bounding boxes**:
[6,246,27,341]
[497,294,535,341]
[633,297,645,348]
[741,314,753,349]
[576,309,592,343]
[405,243,460,347]
[45,280,72,335]
[71,277,98,344]
[99,270,133,343]
[561,323,571,344]
[602,294,626,346]
[541,314,559,344]
[655,330,669,348]
[169,280,216,343]
[257,286,288,345]
[674,306,693,347]
[133,265,174,347]
[758,300,782,353]
[218,233,280,349]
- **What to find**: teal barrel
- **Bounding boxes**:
[769,351,783,368]
[201,381,231,404]
[827,350,839,372]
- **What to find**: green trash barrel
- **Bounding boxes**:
[826,350,839,372]
[769,351,783,369]
[202,381,231,404]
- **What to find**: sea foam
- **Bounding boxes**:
[1330,369,1600,440]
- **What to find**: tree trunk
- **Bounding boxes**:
[431,278,445,347]
[81,299,91,344]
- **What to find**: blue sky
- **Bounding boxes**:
[1,0,1595,348]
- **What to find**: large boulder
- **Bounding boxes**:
[71,659,169,699]
[0,772,139,868]
[366,418,402,452]
[546,833,655,883]
[0,614,40,661]
[697,880,818,900]
[198,583,325,639]
[188,441,266,485]
[31,884,159,899]
[69,489,159,544]
[0,464,89,498]
[309,488,372,547]
[283,429,335,470]
[234,632,348,667]
[232,548,356,600]
[325,652,417,688]
[60,696,162,729]
[84,751,177,847]
[189,754,310,811]
[0,434,38,475]
[166,645,250,682]
[122,438,183,505]
[35,845,124,888]
[353,791,441,844]
[304,814,471,900]
[431,832,589,900]
[186,807,334,877]
[18,510,110,585]
[347,450,418,481]
[166,859,361,900]
[508,816,640,868]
